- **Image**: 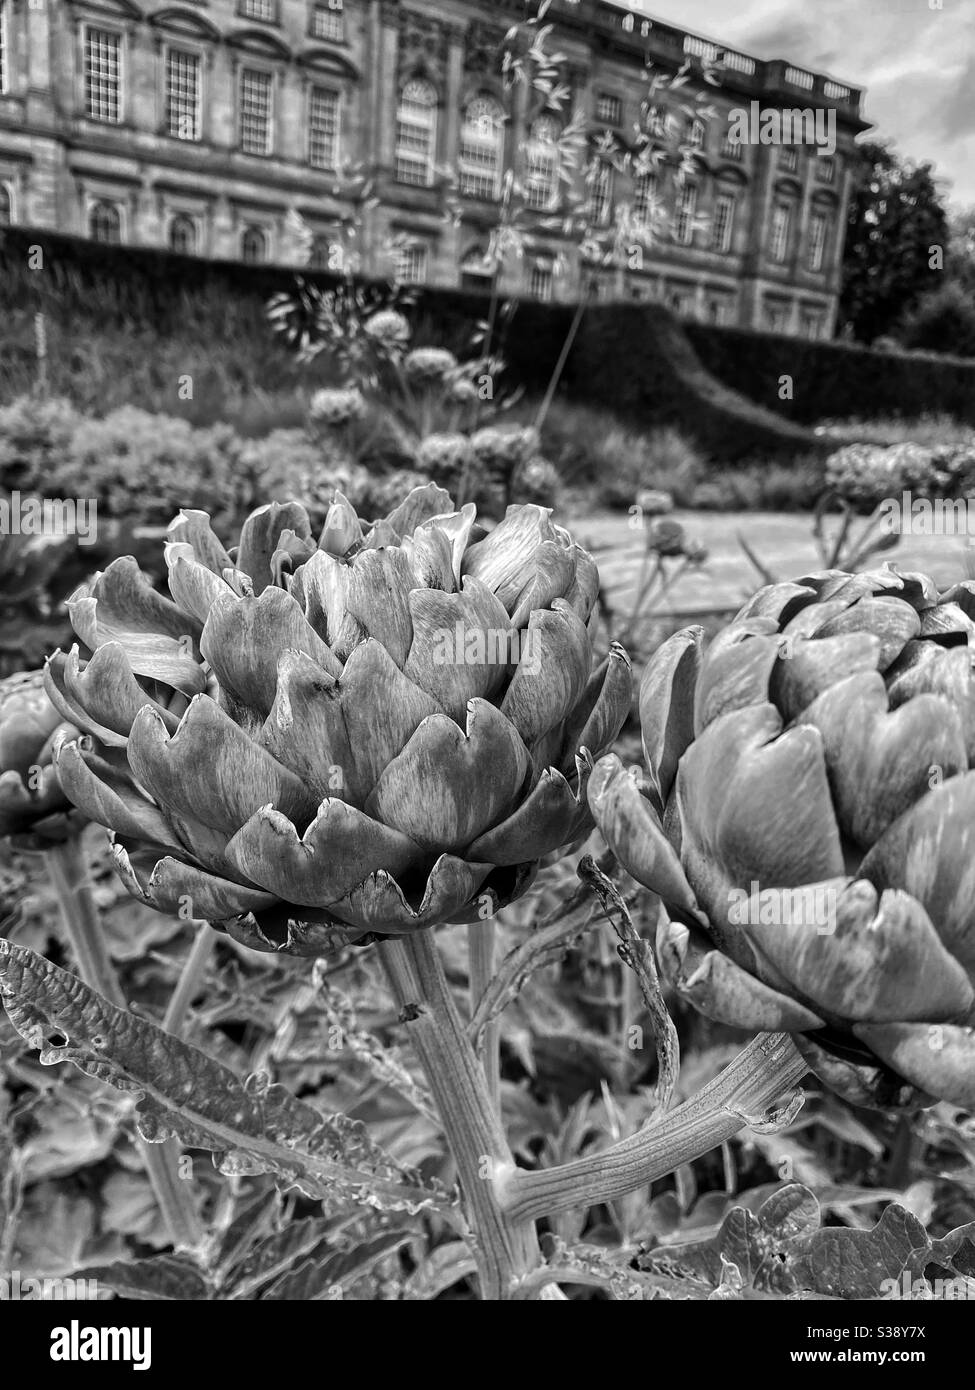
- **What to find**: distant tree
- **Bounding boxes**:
[840,141,950,343]
[898,280,975,359]
[947,205,975,295]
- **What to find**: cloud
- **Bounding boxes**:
[615,0,975,205]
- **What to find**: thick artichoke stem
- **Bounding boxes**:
[497,1033,808,1224]
[467,921,501,1116]
[43,837,205,1254]
[379,929,540,1300]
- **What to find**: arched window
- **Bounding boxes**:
[395,79,437,187]
[89,200,121,244]
[525,115,560,211]
[460,246,493,291]
[169,213,197,255]
[0,185,11,227]
[459,95,504,200]
[241,225,267,264]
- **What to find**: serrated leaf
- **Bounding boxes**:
[226,1217,338,1299]
[640,1187,929,1300]
[786,1204,929,1299]
[70,1254,210,1301]
[260,1227,414,1301]
[0,941,445,1217]
[402,1240,477,1301]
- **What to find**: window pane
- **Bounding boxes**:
[309,86,340,168]
[809,213,828,271]
[169,215,196,254]
[771,204,791,262]
[675,183,697,245]
[240,68,272,155]
[85,28,122,124]
[395,80,437,186]
[526,116,559,211]
[240,0,276,20]
[394,242,429,284]
[459,96,503,200]
[241,226,267,263]
[166,50,201,141]
[90,202,121,244]
[711,193,735,252]
[312,1,344,41]
[0,3,9,97]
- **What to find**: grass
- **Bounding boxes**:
[815,413,975,448]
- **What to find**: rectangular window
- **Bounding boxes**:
[633,173,657,227]
[0,2,8,96]
[395,83,437,186]
[675,182,698,245]
[239,0,277,21]
[720,130,743,161]
[239,68,273,155]
[311,0,344,41]
[395,242,428,284]
[765,300,790,332]
[711,192,735,253]
[808,212,829,272]
[770,203,791,262]
[166,49,201,142]
[801,309,825,339]
[84,27,122,124]
[779,146,799,173]
[308,86,340,168]
[530,263,553,301]
[587,162,612,226]
[816,155,836,184]
[689,117,706,150]
[596,93,621,125]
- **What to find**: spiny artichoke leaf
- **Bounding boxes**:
[0,939,446,1217]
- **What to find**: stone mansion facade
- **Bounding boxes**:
[0,0,869,335]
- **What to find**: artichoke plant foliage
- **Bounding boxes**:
[590,566,975,1112]
[44,485,630,956]
[0,669,80,847]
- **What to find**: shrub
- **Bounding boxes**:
[899,282,975,360]
[0,396,81,493]
[824,441,954,509]
[595,425,705,509]
[56,407,247,525]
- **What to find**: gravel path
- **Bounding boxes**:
[573,510,975,619]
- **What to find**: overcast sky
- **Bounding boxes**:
[604,0,975,210]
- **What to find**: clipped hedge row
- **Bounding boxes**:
[569,304,829,463]
[685,323,975,427]
[5,227,973,460]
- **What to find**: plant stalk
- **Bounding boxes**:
[43,838,205,1252]
[497,1033,808,1223]
[379,928,539,1300]
[468,920,500,1115]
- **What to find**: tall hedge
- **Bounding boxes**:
[685,323,975,427]
[3,228,973,457]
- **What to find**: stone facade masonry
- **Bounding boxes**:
[0,0,870,335]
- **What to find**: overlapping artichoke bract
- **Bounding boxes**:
[590,565,975,1112]
[46,485,631,957]
[0,670,80,847]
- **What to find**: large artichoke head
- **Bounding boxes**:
[47,485,630,957]
[590,566,975,1111]
[0,670,80,847]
